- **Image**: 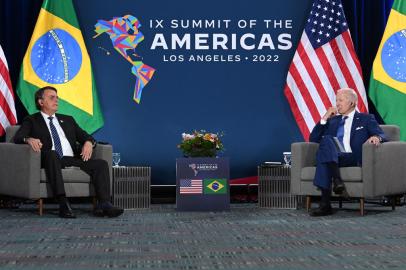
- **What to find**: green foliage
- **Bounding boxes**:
[178,130,224,157]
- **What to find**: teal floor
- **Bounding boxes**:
[1,203,405,270]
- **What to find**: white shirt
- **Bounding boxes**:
[41,112,74,157]
[342,110,355,153]
[320,109,355,152]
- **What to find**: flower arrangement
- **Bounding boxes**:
[178,130,224,157]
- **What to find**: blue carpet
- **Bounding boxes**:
[1,203,406,269]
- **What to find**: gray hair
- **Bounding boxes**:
[337,88,358,105]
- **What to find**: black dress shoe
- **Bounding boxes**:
[94,203,124,218]
[310,205,333,217]
[59,201,76,218]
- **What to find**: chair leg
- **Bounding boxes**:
[339,198,343,209]
[306,196,311,211]
[392,196,396,211]
[38,199,43,216]
[360,198,365,216]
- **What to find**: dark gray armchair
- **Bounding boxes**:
[0,125,113,215]
[291,125,406,215]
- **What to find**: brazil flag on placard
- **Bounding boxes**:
[17,0,103,133]
[204,179,227,194]
[369,0,406,141]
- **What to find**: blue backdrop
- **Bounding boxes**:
[78,0,311,184]
[0,0,393,184]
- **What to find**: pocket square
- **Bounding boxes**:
[355,126,364,130]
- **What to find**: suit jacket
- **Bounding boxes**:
[14,112,95,157]
[309,112,386,164]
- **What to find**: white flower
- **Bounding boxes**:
[182,133,195,140]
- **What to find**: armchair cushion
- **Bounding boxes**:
[40,168,91,183]
[380,125,400,141]
[301,166,362,182]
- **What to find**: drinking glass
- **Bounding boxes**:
[112,153,121,167]
[283,152,292,167]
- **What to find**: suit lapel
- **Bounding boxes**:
[56,114,76,153]
[350,112,361,143]
[56,114,68,136]
[34,113,52,147]
[330,116,340,135]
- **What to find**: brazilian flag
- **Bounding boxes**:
[369,0,406,141]
[204,179,227,194]
[17,0,103,133]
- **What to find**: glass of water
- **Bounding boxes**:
[283,152,292,167]
[112,153,121,167]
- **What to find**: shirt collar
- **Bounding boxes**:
[40,111,56,121]
[341,109,355,121]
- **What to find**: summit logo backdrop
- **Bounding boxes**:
[149,18,293,63]
[79,0,313,184]
[93,15,155,104]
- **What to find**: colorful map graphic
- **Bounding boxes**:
[93,15,155,103]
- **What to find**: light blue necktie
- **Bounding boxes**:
[336,116,348,149]
[48,117,63,158]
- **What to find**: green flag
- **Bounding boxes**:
[17,0,103,133]
[368,0,406,140]
[204,179,227,194]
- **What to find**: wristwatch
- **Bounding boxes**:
[23,137,29,143]
[87,140,97,148]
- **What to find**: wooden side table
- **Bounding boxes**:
[112,166,151,209]
[258,164,303,209]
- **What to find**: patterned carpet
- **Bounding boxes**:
[1,203,406,269]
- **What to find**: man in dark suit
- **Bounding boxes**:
[14,86,123,218]
[309,88,386,216]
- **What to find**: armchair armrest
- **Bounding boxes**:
[93,144,112,165]
[0,143,41,199]
[291,142,319,194]
[92,144,113,194]
[362,142,406,197]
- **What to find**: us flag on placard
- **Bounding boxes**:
[0,44,17,136]
[284,0,368,141]
[180,179,203,194]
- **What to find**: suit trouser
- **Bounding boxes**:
[314,135,358,190]
[41,150,110,202]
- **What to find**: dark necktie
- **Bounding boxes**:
[336,116,348,149]
[48,117,63,158]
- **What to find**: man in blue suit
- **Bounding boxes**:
[309,88,386,216]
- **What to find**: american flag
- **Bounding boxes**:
[180,179,203,194]
[284,0,368,140]
[0,44,17,136]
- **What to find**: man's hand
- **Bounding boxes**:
[81,141,93,161]
[322,107,338,121]
[26,138,43,152]
[367,136,381,146]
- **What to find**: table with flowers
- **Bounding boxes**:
[176,130,229,211]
